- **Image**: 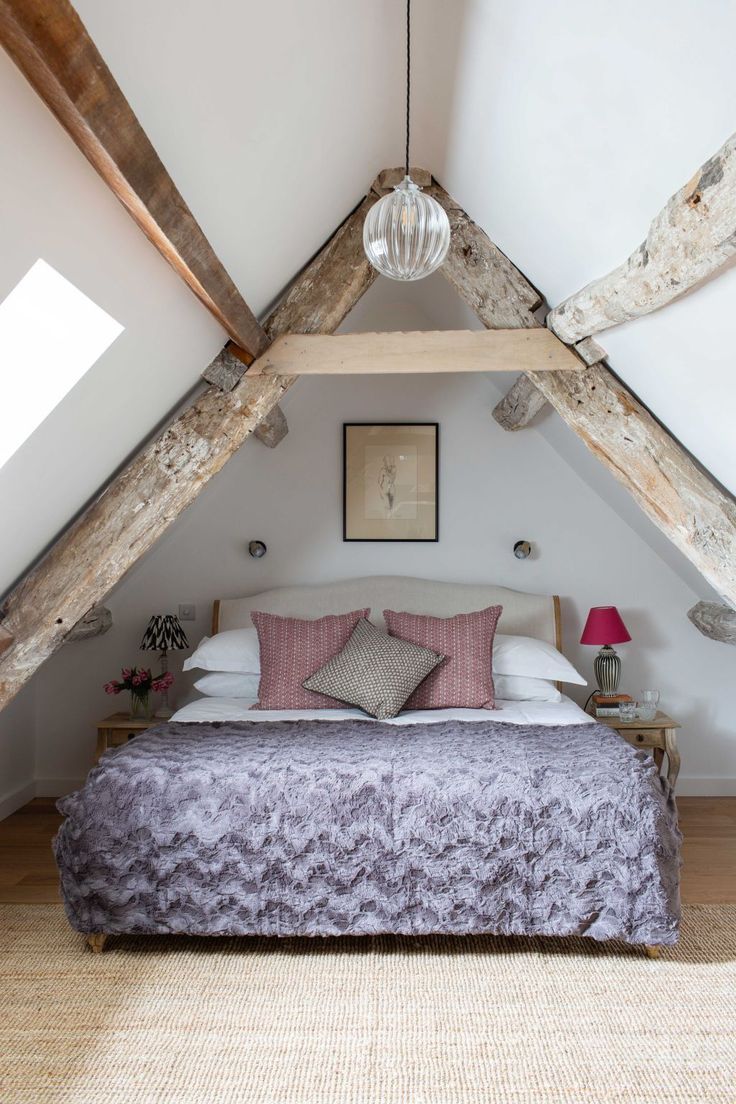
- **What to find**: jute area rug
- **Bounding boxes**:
[2,904,734,1104]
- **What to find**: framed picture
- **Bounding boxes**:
[343,423,439,542]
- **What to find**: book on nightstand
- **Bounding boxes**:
[592,692,632,717]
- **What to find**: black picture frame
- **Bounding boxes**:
[342,422,439,542]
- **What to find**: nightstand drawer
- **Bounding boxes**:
[621,728,666,750]
[106,730,138,748]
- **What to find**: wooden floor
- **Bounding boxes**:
[0,796,734,906]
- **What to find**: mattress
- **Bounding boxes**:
[54,710,680,946]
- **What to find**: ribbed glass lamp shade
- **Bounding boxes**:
[363,175,451,281]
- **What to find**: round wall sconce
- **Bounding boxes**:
[513,540,532,560]
[248,540,267,559]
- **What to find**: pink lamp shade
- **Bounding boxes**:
[580,606,631,646]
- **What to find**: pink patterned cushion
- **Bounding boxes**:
[383,606,502,710]
[251,609,370,710]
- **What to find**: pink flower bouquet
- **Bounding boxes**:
[104,666,174,718]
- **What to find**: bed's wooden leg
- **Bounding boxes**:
[644,944,661,959]
[86,933,108,954]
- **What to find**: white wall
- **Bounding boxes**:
[0,684,35,819]
[25,278,736,798]
[420,0,736,499]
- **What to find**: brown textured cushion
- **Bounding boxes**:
[303,618,444,720]
[251,608,369,710]
[383,605,502,710]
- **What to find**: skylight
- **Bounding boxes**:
[0,259,123,469]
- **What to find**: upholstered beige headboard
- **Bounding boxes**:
[213,576,561,649]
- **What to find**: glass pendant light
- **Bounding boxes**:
[363,0,450,281]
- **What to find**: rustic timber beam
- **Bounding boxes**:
[526,365,736,605]
[248,329,582,377]
[371,166,433,195]
[0,0,268,359]
[429,176,736,607]
[0,624,12,657]
[493,336,609,430]
[687,601,736,645]
[65,605,112,642]
[252,404,288,449]
[0,194,378,709]
[548,131,736,343]
[492,374,548,431]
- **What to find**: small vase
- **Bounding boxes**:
[130,690,152,720]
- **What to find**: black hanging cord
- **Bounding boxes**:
[405,0,411,176]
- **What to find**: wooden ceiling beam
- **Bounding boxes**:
[526,364,736,606]
[493,336,609,430]
[248,328,582,377]
[548,130,736,343]
[687,601,736,646]
[431,177,736,609]
[0,0,268,360]
[0,194,378,710]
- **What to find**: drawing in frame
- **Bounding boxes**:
[343,423,439,542]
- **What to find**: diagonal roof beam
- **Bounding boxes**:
[548,130,736,343]
[0,0,268,360]
[496,131,736,428]
[425,176,736,610]
[0,193,378,710]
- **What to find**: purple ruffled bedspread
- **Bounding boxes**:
[54,719,681,944]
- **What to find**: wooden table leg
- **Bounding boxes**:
[664,728,681,790]
[95,729,108,763]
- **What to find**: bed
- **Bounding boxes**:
[54,577,681,953]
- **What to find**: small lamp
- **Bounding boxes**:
[140,614,189,718]
[580,606,631,696]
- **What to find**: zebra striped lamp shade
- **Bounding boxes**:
[140,615,189,653]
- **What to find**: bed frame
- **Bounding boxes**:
[85,578,664,958]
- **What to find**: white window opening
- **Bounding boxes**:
[0,259,123,469]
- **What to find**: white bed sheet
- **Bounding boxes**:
[170,695,594,727]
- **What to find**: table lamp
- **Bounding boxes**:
[140,614,189,718]
[580,606,631,696]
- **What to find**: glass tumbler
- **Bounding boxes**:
[619,701,638,723]
[639,690,659,722]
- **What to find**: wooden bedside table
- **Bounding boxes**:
[587,708,681,789]
[96,713,161,762]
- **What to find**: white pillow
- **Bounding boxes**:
[494,674,562,703]
[493,635,586,685]
[183,628,261,674]
[194,672,261,698]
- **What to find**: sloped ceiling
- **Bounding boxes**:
[0,0,733,595]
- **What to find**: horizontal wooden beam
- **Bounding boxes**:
[548,130,736,343]
[0,0,268,359]
[0,195,379,710]
[248,328,582,376]
[687,601,736,645]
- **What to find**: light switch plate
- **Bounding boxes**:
[178,604,196,621]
